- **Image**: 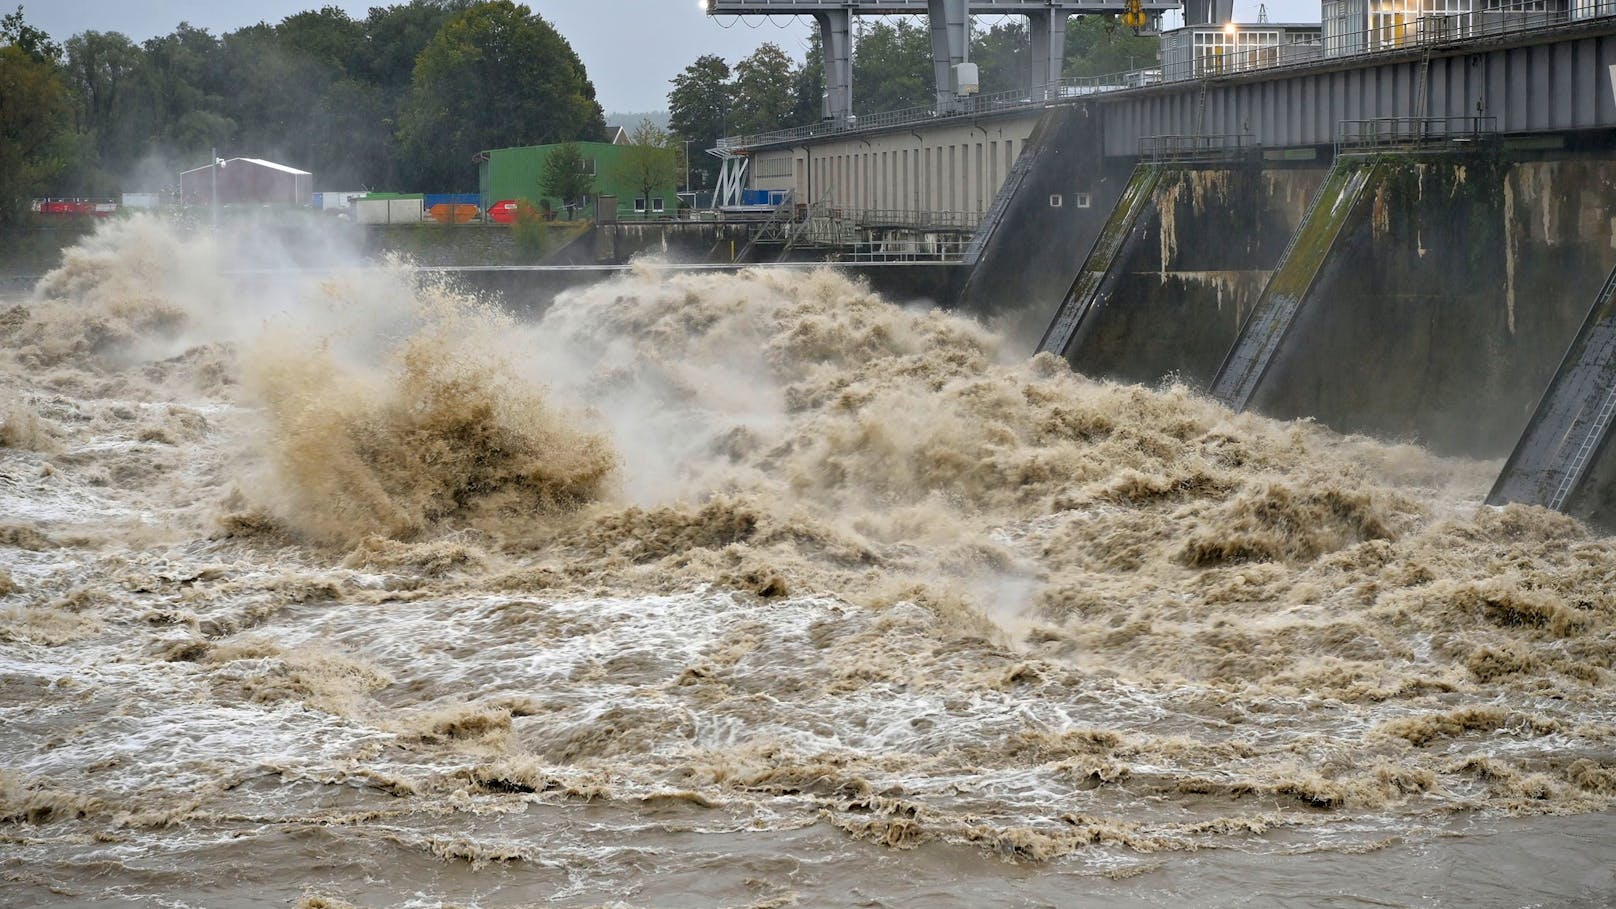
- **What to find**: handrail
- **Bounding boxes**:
[716,6,1615,152]
[1334,116,1499,154]
[1139,133,1254,161]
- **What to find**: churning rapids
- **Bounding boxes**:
[1,218,1613,908]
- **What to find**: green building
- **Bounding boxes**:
[477,140,679,221]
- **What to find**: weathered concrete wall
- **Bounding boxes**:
[1059,161,1325,388]
[359,221,755,267]
[1249,153,1616,457]
[436,262,967,317]
[1490,261,1616,527]
[595,222,756,265]
[0,226,94,282]
[1570,409,1616,531]
[957,104,1137,347]
[357,223,539,265]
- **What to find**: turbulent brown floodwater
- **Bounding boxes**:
[2,217,1614,908]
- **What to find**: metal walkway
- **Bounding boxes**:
[1488,262,1616,513]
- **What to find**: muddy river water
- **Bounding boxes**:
[1,219,1613,907]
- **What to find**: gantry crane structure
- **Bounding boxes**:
[704,0,1196,121]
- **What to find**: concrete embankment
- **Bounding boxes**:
[433,261,967,315]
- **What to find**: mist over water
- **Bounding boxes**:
[2,216,1614,907]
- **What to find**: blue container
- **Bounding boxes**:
[423,193,481,208]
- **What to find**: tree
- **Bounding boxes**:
[727,43,794,137]
[1064,15,1159,77]
[63,30,145,187]
[790,29,824,126]
[667,53,728,193]
[972,20,1027,94]
[0,11,75,223]
[136,25,233,163]
[1,4,59,63]
[275,6,363,75]
[398,1,604,191]
[540,141,593,219]
[359,0,470,92]
[615,119,678,216]
[852,19,929,114]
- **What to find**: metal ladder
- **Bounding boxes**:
[1194,78,1210,139]
[1488,262,1616,510]
[1549,382,1616,511]
[1413,47,1433,139]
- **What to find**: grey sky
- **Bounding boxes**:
[22,0,1319,112]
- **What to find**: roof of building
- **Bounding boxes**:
[605,125,631,145]
[478,140,631,156]
[179,157,312,176]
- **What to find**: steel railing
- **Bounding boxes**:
[1335,116,1499,153]
[716,72,1163,152]
[1139,133,1255,160]
[835,208,982,230]
[716,5,1615,152]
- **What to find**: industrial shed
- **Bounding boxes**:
[180,157,313,207]
[477,141,679,221]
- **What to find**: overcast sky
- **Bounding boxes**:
[21,1,1319,112]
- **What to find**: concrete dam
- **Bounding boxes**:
[718,7,1616,531]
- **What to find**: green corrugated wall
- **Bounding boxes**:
[479,141,679,220]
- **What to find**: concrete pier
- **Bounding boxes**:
[1042,160,1325,388]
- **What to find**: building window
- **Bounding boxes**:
[1192,29,1284,76]
[634,198,647,212]
[581,157,597,175]
[652,197,665,213]
[754,154,793,179]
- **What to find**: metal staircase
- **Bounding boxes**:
[734,194,799,261]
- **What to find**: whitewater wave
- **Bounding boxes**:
[1,217,1613,907]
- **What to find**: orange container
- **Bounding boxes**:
[427,202,480,223]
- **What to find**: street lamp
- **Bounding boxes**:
[210,148,227,233]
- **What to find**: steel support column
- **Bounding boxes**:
[1029,10,1067,99]
[929,0,971,112]
[815,9,855,122]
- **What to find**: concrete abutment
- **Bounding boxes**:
[1028,144,1616,525]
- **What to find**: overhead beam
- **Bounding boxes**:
[1028,10,1067,98]
[707,0,1177,118]
[928,0,971,112]
[815,10,854,122]
[707,1,1176,12]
